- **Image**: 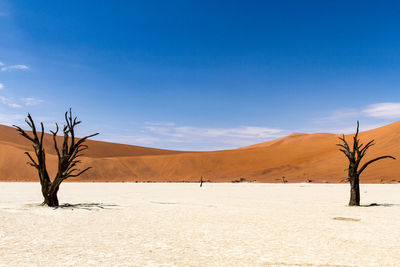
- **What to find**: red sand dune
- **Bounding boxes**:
[1,122,399,183]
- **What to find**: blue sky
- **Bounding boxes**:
[1,0,400,150]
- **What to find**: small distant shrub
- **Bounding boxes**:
[232,177,247,183]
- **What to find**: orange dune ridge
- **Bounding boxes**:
[0,122,399,183]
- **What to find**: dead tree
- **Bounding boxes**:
[14,109,99,207]
[337,121,395,206]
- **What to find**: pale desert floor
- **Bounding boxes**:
[1,183,400,267]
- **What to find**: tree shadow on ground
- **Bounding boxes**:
[54,203,119,210]
[360,203,400,207]
[333,217,360,222]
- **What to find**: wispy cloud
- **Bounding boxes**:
[101,135,161,146]
[145,121,176,126]
[99,104,400,150]
[307,123,387,135]
[0,96,22,108]
[0,96,43,108]
[0,62,43,111]
[312,108,360,125]
[8,103,22,108]
[142,123,288,149]
[21,97,44,106]
[363,102,400,119]
[307,101,400,137]
[321,109,359,122]
[175,126,284,139]
[1,64,29,71]
[145,125,285,139]
[0,113,25,125]
[101,122,288,150]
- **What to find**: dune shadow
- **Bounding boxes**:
[54,203,119,210]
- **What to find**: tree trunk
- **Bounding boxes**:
[43,192,59,207]
[42,184,60,207]
[14,110,99,208]
[349,175,360,206]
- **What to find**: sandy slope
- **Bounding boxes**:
[0,122,400,182]
[239,132,336,149]
[1,183,400,266]
[0,124,183,158]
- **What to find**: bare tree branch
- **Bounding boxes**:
[337,121,396,206]
[359,155,396,175]
[13,109,99,207]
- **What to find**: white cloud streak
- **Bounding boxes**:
[0,83,3,90]
[306,122,387,135]
[0,96,21,108]
[95,100,400,150]
[8,103,22,108]
[21,97,44,106]
[145,121,176,126]
[0,113,25,125]
[1,64,29,71]
[0,96,43,108]
[142,123,288,149]
[170,126,284,139]
[101,122,288,150]
[101,135,161,146]
[363,102,400,119]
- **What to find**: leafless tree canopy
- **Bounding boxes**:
[14,109,99,207]
[337,121,395,206]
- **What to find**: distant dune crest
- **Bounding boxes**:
[239,132,336,149]
[1,121,400,183]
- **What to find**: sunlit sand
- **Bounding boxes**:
[2,122,400,183]
[1,182,400,266]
